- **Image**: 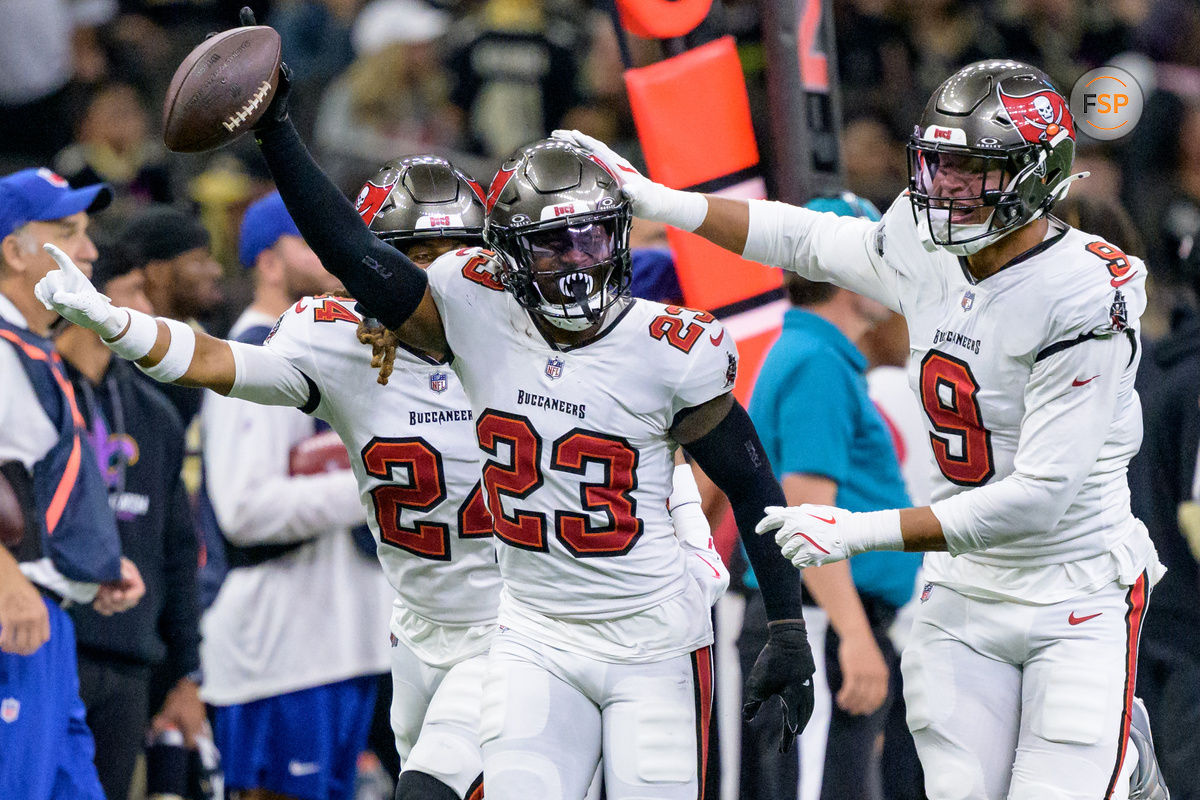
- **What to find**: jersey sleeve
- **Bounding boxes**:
[226,302,325,412]
[425,246,504,329]
[671,314,740,417]
[742,192,908,312]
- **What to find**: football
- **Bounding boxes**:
[162,26,281,153]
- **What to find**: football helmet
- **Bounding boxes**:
[907,60,1085,255]
[354,155,486,253]
[484,139,632,331]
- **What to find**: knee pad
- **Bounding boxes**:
[1031,666,1112,745]
[607,676,697,786]
[395,770,460,800]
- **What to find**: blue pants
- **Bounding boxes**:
[213,674,379,800]
[0,598,105,800]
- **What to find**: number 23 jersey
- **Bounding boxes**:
[426,248,738,660]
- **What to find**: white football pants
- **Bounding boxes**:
[480,627,713,800]
[390,635,488,799]
[902,574,1149,800]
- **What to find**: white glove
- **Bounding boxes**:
[551,129,709,232]
[669,463,729,607]
[34,244,127,338]
[756,504,903,569]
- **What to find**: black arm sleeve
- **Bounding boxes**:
[254,120,428,330]
[681,401,804,622]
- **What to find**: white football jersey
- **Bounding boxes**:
[263,295,502,631]
[744,192,1160,602]
[425,248,737,659]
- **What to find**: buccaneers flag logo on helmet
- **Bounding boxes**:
[998,88,1075,144]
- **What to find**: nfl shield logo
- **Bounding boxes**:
[429,371,448,394]
[961,290,975,311]
[1,697,19,723]
[545,357,564,380]
[920,582,933,603]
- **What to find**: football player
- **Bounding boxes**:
[63,35,817,798]
[34,149,732,800]
[564,60,1170,800]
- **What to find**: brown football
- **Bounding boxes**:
[0,468,26,549]
[162,26,281,153]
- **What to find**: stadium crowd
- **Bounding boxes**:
[1,1,1199,799]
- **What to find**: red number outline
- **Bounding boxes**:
[475,411,548,551]
[361,437,451,560]
[551,430,643,558]
[313,298,359,324]
[919,351,995,487]
[457,481,495,539]
[1085,241,1134,287]
[461,253,505,292]
[649,305,717,354]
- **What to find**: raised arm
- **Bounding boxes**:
[556,130,901,310]
[34,244,311,407]
[251,81,447,354]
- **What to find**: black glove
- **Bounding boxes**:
[742,619,816,753]
[236,6,292,133]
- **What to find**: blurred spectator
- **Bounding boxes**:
[272,0,361,139]
[313,0,463,190]
[117,205,224,426]
[53,83,176,219]
[201,192,391,800]
[746,195,921,800]
[0,166,143,800]
[445,0,587,158]
[56,243,204,800]
[860,311,930,800]
[1130,244,1200,800]
[842,114,908,212]
[0,0,117,166]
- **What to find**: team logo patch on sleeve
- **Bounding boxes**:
[1,697,19,723]
[429,371,448,393]
[724,352,738,388]
[545,357,564,380]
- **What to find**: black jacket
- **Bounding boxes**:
[1131,312,1200,659]
[64,356,201,682]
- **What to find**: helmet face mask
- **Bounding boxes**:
[906,59,1081,256]
[485,139,633,331]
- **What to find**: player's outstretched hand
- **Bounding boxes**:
[758,503,903,568]
[34,244,128,338]
[742,620,816,752]
[551,129,708,232]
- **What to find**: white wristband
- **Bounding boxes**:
[638,185,709,232]
[136,319,195,382]
[103,308,159,361]
[846,509,904,556]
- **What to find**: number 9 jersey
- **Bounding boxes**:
[427,248,739,662]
